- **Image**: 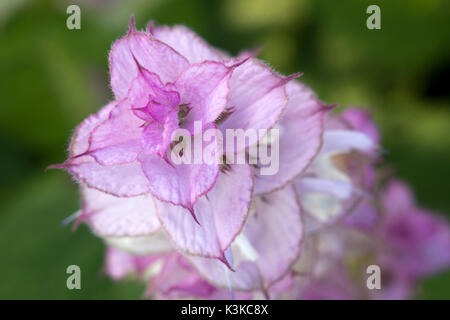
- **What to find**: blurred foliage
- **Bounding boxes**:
[0,0,448,299]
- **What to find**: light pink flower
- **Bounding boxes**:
[52,18,325,269]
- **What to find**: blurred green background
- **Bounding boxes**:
[0,0,449,299]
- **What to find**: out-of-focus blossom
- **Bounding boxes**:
[295,109,378,230]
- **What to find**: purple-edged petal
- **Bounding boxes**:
[218,59,289,152]
[254,81,324,194]
[152,25,228,63]
[155,164,253,260]
[141,111,179,157]
[244,185,303,287]
[109,33,139,100]
[66,155,150,197]
[173,61,232,133]
[188,257,263,291]
[63,101,150,196]
[80,186,160,237]
[128,30,189,84]
[69,102,116,157]
[109,24,189,99]
[128,67,180,112]
[188,185,302,291]
[87,100,143,165]
[138,131,221,210]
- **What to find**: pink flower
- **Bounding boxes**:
[53,18,323,270]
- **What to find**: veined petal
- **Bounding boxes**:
[69,101,116,157]
[80,186,160,237]
[254,81,324,194]
[138,131,221,210]
[109,23,189,99]
[244,185,303,288]
[109,32,139,100]
[128,30,190,84]
[65,155,150,197]
[141,111,179,157]
[87,100,143,165]
[218,59,289,152]
[155,164,253,260]
[188,185,302,291]
[173,61,232,133]
[128,67,180,112]
[60,100,150,196]
[152,25,229,63]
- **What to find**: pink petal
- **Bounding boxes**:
[63,101,150,196]
[254,81,325,194]
[138,132,221,210]
[65,155,150,197]
[244,185,303,287]
[69,102,116,156]
[187,257,263,291]
[173,61,233,133]
[151,25,228,63]
[155,164,253,260]
[188,185,302,291]
[80,186,160,237]
[128,30,189,84]
[109,33,139,100]
[87,100,143,165]
[128,67,180,112]
[141,111,179,157]
[109,23,189,99]
[218,59,289,152]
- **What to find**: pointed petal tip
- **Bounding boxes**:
[218,254,235,272]
[284,72,303,82]
[187,206,201,225]
[161,153,176,168]
[321,103,338,112]
[128,15,136,35]
[246,46,262,58]
[71,215,84,231]
[46,163,68,171]
[146,21,155,35]
[230,57,250,69]
[274,72,303,89]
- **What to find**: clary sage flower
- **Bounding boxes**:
[52,19,450,300]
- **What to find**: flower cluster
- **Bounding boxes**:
[55,19,450,299]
